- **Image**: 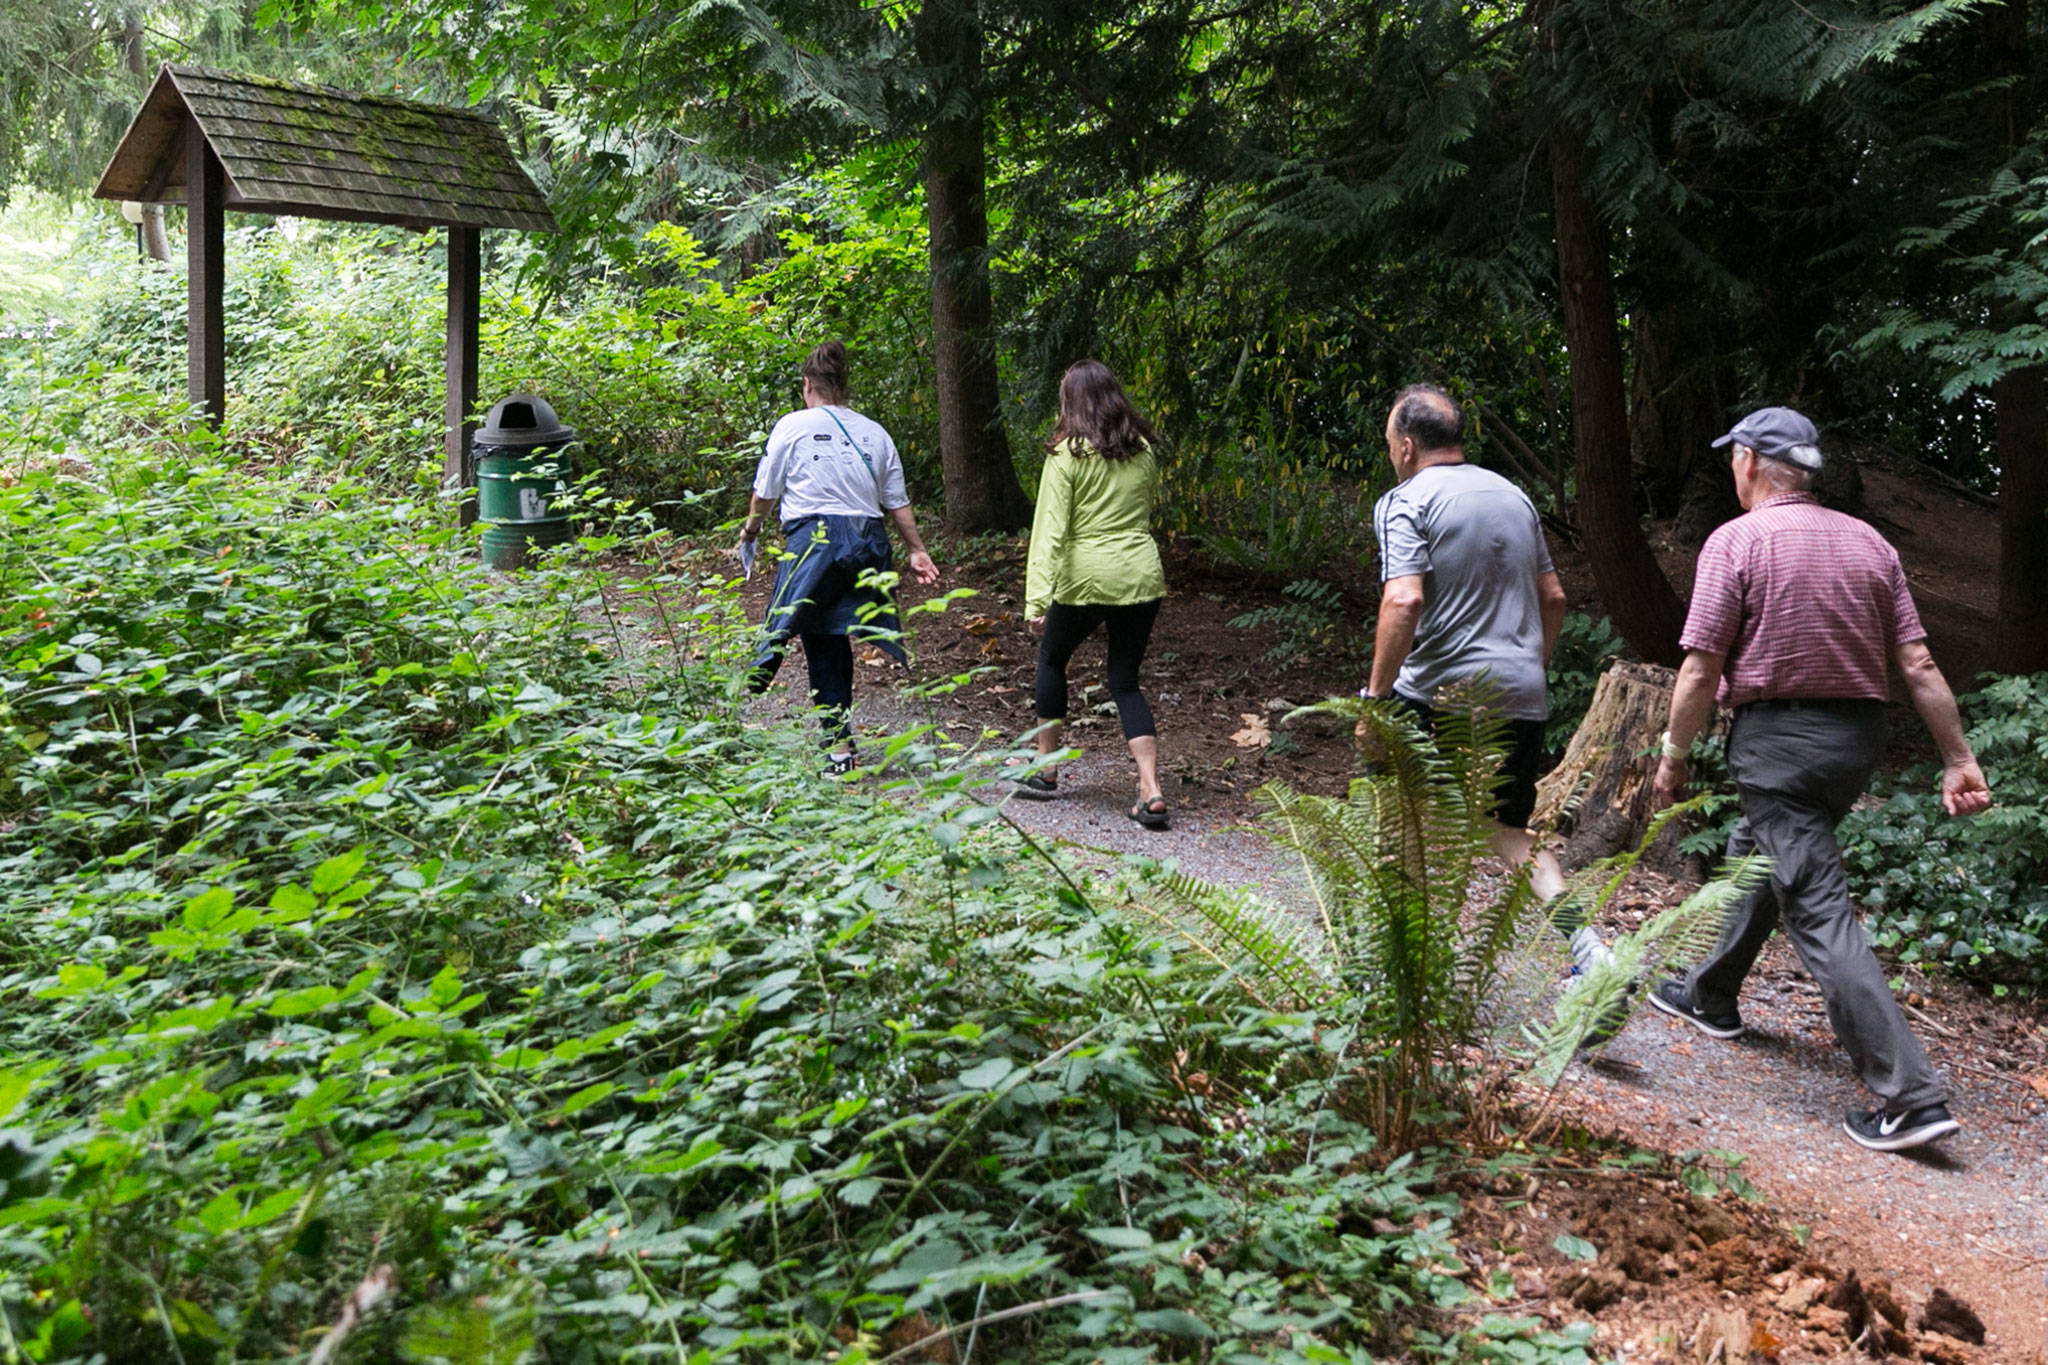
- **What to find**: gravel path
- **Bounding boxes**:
[751,679,1315,905]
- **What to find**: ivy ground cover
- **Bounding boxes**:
[0,427,1597,1363]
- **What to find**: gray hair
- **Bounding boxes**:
[1743,445,1814,491]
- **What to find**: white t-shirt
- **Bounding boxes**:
[753,406,908,519]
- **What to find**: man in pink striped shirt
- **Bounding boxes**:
[1648,407,1991,1153]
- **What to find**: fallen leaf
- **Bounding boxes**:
[2026,1073,2048,1102]
[1669,1042,1696,1056]
[1230,713,1272,748]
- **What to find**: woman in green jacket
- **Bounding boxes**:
[1017,360,1171,828]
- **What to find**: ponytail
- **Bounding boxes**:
[802,341,850,404]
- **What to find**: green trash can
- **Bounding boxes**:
[475,393,576,570]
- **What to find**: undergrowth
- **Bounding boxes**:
[0,408,1606,1360]
[1842,671,2048,991]
[1227,578,1353,668]
[8,188,936,532]
[1542,615,1624,758]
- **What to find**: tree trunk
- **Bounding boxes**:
[140,205,170,263]
[1981,1,2048,672]
[1630,296,1740,545]
[1628,297,1722,519]
[1549,128,1688,664]
[1533,661,1717,870]
[120,11,170,263]
[1994,366,2048,671]
[917,0,1031,533]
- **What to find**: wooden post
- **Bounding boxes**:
[445,224,481,526]
[185,115,225,426]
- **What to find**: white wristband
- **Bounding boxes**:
[1660,730,1688,761]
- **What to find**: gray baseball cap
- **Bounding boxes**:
[1712,406,1824,471]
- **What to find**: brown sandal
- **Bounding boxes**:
[1129,797,1170,830]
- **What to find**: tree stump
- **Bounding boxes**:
[1534,660,1716,869]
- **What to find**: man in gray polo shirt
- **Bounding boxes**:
[1364,384,1574,910]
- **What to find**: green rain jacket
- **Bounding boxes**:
[1024,438,1167,618]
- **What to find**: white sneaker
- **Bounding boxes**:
[1566,926,1631,1047]
[1569,925,1613,975]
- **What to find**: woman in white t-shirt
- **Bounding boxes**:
[739,342,939,774]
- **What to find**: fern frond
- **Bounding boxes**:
[1518,854,1772,1086]
[1139,692,1541,1147]
[1141,865,1336,1009]
[1558,794,1716,932]
[1250,780,1375,966]
[1455,859,1544,1034]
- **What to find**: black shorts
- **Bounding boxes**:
[1390,694,1546,830]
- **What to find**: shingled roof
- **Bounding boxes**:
[94,65,555,233]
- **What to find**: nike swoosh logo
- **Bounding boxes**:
[1879,1113,1905,1136]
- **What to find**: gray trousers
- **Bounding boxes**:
[1685,701,1947,1111]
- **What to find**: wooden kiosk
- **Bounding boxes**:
[90,64,555,500]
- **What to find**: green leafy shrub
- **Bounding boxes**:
[1543,613,1624,756]
[1671,731,1744,859]
[1842,672,2048,989]
[17,176,939,530]
[29,223,452,479]
[489,205,935,532]
[0,192,122,337]
[1161,436,1378,580]
[1228,577,1355,666]
[0,420,1594,1362]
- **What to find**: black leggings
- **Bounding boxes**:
[1034,600,1161,740]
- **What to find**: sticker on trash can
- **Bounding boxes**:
[520,488,548,519]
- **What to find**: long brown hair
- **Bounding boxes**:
[1046,359,1159,461]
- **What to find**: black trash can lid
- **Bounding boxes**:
[478,393,576,445]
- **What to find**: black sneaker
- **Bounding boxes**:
[1010,774,1058,800]
[828,752,857,778]
[1647,979,1745,1039]
[1844,1103,1960,1152]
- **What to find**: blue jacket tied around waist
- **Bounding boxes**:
[752,514,908,673]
